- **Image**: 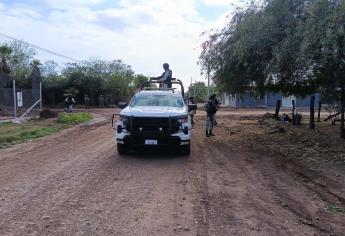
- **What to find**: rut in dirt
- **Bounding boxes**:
[0,112,345,236]
[189,116,345,236]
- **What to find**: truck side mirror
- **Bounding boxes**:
[188,104,197,112]
[118,102,128,109]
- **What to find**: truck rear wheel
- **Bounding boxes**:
[117,144,128,155]
[179,144,190,156]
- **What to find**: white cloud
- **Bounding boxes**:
[0,3,4,10]
[45,0,105,9]
[0,0,238,86]
[7,8,41,19]
[202,0,239,6]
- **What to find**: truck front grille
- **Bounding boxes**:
[128,117,180,133]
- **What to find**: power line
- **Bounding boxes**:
[0,32,80,62]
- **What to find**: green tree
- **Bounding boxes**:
[0,41,37,87]
[200,0,345,136]
[61,59,136,105]
[302,0,345,137]
[187,82,208,102]
[1,41,153,107]
[42,60,65,105]
[0,45,12,60]
[132,74,149,89]
[9,41,37,87]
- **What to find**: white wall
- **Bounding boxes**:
[222,93,237,107]
[282,96,296,108]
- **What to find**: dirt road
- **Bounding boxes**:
[1,110,345,235]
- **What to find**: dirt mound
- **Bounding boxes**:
[39,109,58,119]
[257,112,275,125]
[263,112,274,119]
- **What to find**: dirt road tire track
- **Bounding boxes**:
[1,111,345,235]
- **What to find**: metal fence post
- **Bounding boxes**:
[39,82,42,111]
[13,80,17,118]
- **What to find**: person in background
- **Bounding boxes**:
[84,94,90,109]
[150,63,172,88]
[64,94,75,113]
[189,96,196,125]
[98,94,105,107]
[204,95,217,137]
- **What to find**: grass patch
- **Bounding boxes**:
[0,127,62,144]
[57,113,92,124]
[0,123,63,148]
[0,112,92,148]
[325,204,345,214]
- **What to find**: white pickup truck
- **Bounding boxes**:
[113,80,196,155]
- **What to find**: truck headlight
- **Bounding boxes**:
[117,125,123,133]
[183,126,188,135]
[177,116,189,134]
[119,115,129,128]
[177,116,188,124]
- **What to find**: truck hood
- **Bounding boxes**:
[120,106,187,117]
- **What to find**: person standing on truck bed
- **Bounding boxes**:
[150,63,172,89]
[204,96,217,137]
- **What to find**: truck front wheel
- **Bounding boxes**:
[179,144,190,156]
[117,143,128,155]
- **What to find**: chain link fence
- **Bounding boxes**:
[0,81,41,119]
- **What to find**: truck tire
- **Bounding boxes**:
[117,143,128,155]
[179,144,190,156]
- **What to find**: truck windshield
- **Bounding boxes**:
[130,94,184,108]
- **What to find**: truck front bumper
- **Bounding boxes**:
[116,131,190,148]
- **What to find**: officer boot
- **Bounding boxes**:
[209,129,215,136]
[206,130,210,137]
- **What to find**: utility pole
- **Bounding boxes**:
[39,82,42,111]
[13,80,17,118]
[207,65,210,98]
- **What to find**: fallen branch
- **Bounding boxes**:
[324,112,341,122]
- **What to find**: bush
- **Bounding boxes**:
[57,113,92,124]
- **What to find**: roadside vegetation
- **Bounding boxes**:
[186,82,220,102]
[57,113,92,124]
[0,42,149,107]
[0,112,92,148]
[200,0,345,137]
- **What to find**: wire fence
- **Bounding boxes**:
[0,81,41,118]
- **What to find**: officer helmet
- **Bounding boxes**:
[163,63,169,69]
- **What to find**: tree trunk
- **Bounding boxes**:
[336,34,345,138]
[52,90,56,106]
[341,97,345,139]
[90,90,95,106]
[310,95,315,129]
[317,101,321,122]
[274,100,281,120]
[292,99,296,125]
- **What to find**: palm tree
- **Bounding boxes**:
[0,45,12,59]
[0,46,12,76]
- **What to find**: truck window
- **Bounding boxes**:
[130,94,184,108]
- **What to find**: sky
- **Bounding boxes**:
[0,0,247,87]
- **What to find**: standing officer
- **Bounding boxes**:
[150,63,172,88]
[204,96,217,137]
